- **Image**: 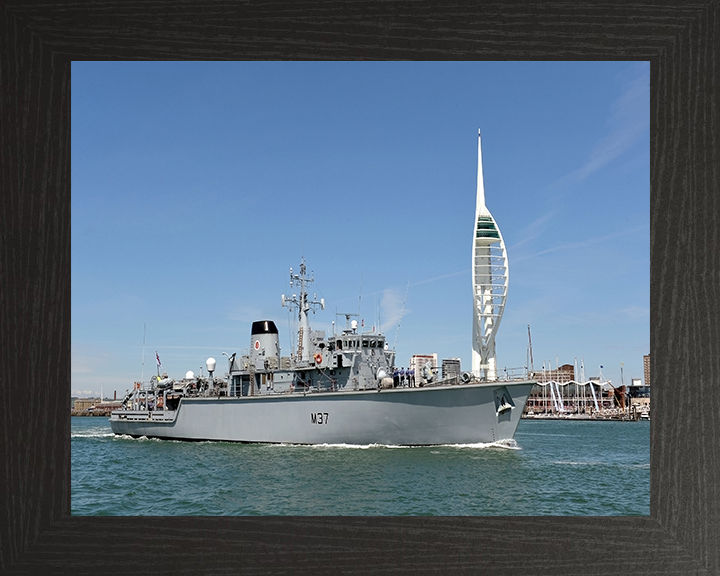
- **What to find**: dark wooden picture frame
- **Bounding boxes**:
[1,2,717,574]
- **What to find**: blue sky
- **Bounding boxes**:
[71,61,649,398]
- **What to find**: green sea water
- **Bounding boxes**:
[71,417,649,516]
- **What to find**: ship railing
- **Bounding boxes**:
[195,368,535,397]
[496,366,534,382]
[418,366,532,388]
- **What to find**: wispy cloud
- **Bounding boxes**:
[411,269,468,286]
[379,287,409,335]
[620,306,649,320]
[374,273,466,336]
[548,304,649,330]
[72,346,111,375]
[71,362,95,374]
[513,225,647,263]
[376,271,467,336]
[509,209,561,252]
[549,64,649,191]
[227,305,263,322]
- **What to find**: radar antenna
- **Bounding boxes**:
[336,311,359,334]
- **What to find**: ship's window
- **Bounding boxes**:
[336,340,342,350]
[370,340,376,348]
[231,375,242,397]
[362,339,369,348]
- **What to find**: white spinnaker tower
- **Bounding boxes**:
[471,130,508,380]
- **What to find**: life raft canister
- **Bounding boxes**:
[314,353,322,364]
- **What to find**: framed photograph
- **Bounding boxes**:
[2,3,716,574]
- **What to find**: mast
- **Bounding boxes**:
[471,130,508,380]
[281,259,324,363]
[527,324,534,371]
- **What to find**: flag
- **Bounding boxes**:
[156,351,162,368]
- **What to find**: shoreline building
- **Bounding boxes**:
[629,354,651,414]
[525,363,576,413]
[471,130,508,380]
[522,356,651,417]
[409,354,438,385]
[442,358,462,380]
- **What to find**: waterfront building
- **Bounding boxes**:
[71,397,123,416]
[525,364,577,413]
[72,398,100,412]
[409,354,437,385]
[630,396,651,413]
[522,356,650,418]
[442,358,461,380]
[628,369,650,403]
[539,363,575,383]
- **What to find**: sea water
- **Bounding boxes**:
[71,417,650,516]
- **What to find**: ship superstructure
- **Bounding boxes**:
[222,258,396,397]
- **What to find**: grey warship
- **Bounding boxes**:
[110,132,536,445]
[110,258,535,445]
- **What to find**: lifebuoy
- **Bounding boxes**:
[314,353,322,364]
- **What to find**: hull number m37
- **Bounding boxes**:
[311,412,329,424]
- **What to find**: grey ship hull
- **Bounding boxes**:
[110,380,535,445]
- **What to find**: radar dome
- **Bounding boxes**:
[185,370,195,379]
[206,357,216,373]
